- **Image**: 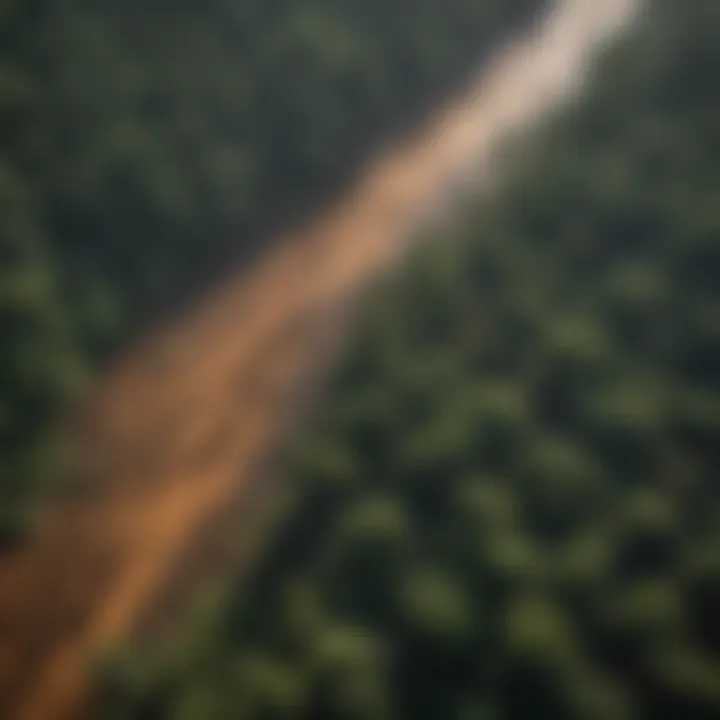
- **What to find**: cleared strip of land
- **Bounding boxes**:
[0,1,638,717]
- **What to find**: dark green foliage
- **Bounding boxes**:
[0,0,548,535]
[101,0,720,717]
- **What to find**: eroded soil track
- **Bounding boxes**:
[0,2,638,717]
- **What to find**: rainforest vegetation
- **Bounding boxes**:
[0,0,547,535]
[102,0,720,716]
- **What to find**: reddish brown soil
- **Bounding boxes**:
[0,3,636,717]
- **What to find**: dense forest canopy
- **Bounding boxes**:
[101,0,720,717]
[0,0,547,536]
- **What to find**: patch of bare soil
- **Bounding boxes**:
[0,2,637,717]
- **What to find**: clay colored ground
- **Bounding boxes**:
[0,1,638,717]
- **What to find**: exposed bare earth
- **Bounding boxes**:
[0,2,638,717]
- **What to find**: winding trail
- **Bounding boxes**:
[0,1,639,717]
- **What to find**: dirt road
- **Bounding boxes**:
[0,1,638,717]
